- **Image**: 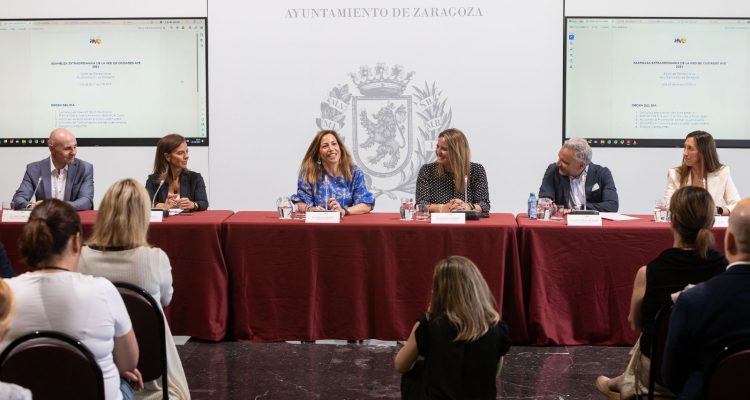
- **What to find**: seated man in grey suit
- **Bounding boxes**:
[538,137,618,212]
[12,128,94,211]
[662,198,750,400]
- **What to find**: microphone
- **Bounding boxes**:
[151,180,165,209]
[26,177,43,209]
[151,180,169,218]
[464,175,469,210]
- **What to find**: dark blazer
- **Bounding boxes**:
[12,157,94,211]
[662,263,750,400]
[538,162,619,212]
[146,170,209,211]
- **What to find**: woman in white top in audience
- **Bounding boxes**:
[0,199,142,400]
[0,279,32,400]
[665,130,741,215]
[79,178,190,400]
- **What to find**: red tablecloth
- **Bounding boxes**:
[223,212,524,342]
[517,214,726,345]
[0,210,233,341]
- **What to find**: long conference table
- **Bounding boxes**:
[222,212,525,342]
[0,210,233,341]
[517,214,726,345]
[0,210,730,345]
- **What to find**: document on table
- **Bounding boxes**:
[600,213,639,221]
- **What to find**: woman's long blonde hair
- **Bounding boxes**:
[87,178,151,249]
[299,130,354,185]
[428,256,500,341]
[436,128,471,193]
[0,279,15,341]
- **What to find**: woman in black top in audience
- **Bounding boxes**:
[596,186,727,399]
[395,256,510,400]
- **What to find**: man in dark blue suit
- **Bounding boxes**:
[12,128,94,211]
[538,137,619,212]
[662,198,750,399]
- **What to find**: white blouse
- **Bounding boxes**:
[665,165,741,212]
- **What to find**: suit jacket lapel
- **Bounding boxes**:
[65,160,77,201]
[41,157,52,201]
[561,173,572,208]
[584,164,597,195]
[180,171,189,198]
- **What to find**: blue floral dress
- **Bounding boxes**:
[291,167,375,210]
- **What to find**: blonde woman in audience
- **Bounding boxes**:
[0,279,32,400]
[395,256,511,400]
[665,130,740,215]
[79,178,190,400]
[596,186,727,399]
[0,199,142,400]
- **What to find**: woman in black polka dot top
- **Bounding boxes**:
[415,128,490,213]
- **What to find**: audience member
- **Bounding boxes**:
[0,242,16,278]
[0,279,32,400]
[12,128,94,210]
[539,137,618,212]
[415,128,490,213]
[0,199,143,400]
[395,255,510,400]
[665,130,741,216]
[146,134,208,211]
[596,186,727,399]
[662,197,750,399]
[79,178,190,399]
[291,130,374,216]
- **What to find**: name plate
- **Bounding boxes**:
[149,210,164,222]
[713,216,729,228]
[305,211,340,223]
[1,210,31,222]
[567,214,602,226]
[431,212,465,224]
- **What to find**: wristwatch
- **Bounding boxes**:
[716,206,724,216]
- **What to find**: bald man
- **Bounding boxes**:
[662,198,750,399]
[12,128,94,210]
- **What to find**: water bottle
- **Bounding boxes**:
[528,192,538,220]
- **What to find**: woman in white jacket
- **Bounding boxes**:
[665,131,740,215]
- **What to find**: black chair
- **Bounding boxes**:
[0,330,105,400]
[646,302,674,400]
[704,337,750,399]
[114,282,169,400]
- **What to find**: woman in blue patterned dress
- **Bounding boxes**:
[291,130,374,216]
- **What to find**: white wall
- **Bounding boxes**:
[0,0,747,213]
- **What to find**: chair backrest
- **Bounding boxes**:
[647,302,674,400]
[114,282,168,400]
[705,338,750,399]
[0,330,105,400]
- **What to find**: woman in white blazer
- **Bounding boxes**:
[665,131,740,215]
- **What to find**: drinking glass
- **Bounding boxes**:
[399,198,415,221]
[537,198,553,221]
[276,196,293,219]
[415,203,430,221]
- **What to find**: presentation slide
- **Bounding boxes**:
[565,18,750,147]
[0,18,207,146]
